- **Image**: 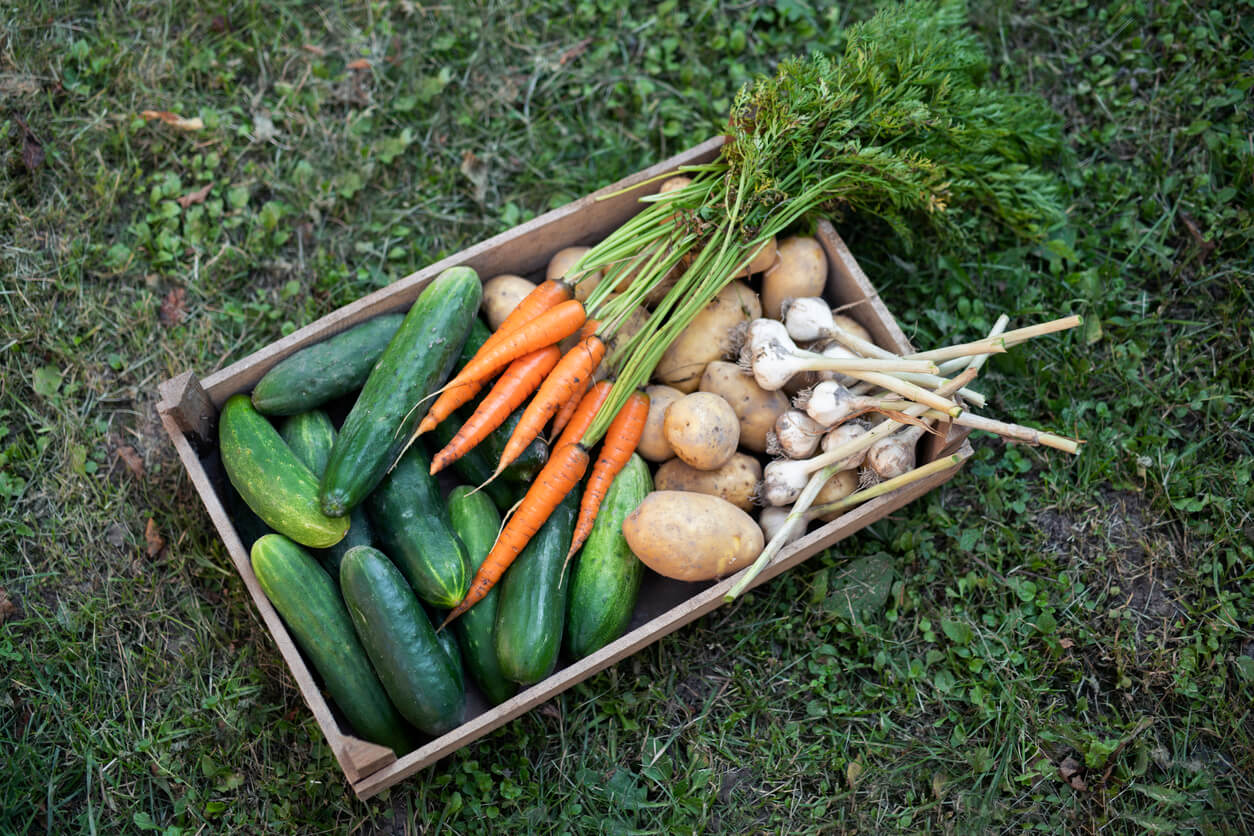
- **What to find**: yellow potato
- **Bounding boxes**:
[622,491,764,582]
[698,361,790,454]
[762,236,828,319]
[731,235,778,278]
[603,305,650,371]
[832,313,873,346]
[480,274,538,331]
[637,384,684,462]
[663,392,739,471]
[658,175,692,193]
[547,246,605,303]
[654,454,762,512]
[654,280,761,392]
[813,469,859,522]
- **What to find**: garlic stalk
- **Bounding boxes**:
[744,318,937,391]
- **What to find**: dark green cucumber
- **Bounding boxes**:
[339,546,465,736]
[494,491,578,686]
[448,487,517,705]
[321,267,482,517]
[366,445,471,609]
[278,410,373,576]
[565,454,651,660]
[219,395,349,549]
[250,535,413,754]
[280,409,337,476]
[252,313,405,416]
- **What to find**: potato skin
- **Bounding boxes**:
[814,469,858,522]
[637,384,684,462]
[654,281,761,392]
[622,491,764,582]
[762,236,828,319]
[731,235,778,278]
[698,361,790,454]
[481,274,537,331]
[654,454,762,512]
[663,392,739,471]
[547,246,605,303]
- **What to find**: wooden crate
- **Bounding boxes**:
[157,136,973,799]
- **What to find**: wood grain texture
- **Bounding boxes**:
[158,137,976,799]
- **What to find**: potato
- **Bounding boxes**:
[663,392,739,471]
[603,305,650,368]
[698,361,790,454]
[547,246,605,303]
[637,384,683,462]
[623,491,764,582]
[481,274,537,331]
[654,280,761,392]
[832,313,873,346]
[658,175,691,193]
[731,235,778,278]
[654,454,762,512]
[813,469,859,522]
[762,235,827,319]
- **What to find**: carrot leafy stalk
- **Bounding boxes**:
[567,390,650,562]
[440,442,590,629]
[429,345,561,475]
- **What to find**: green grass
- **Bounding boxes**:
[2,0,1251,832]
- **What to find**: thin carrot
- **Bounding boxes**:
[566,390,650,561]
[491,331,606,480]
[554,380,612,451]
[429,345,562,475]
[549,375,591,440]
[440,442,590,628]
[447,299,587,390]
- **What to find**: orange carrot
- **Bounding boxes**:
[549,375,592,440]
[566,390,650,560]
[554,380,612,450]
[491,280,573,347]
[440,442,590,628]
[449,299,586,389]
[429,345,562,475]
[492,332,605,479]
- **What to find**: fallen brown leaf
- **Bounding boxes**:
[115,445,145,479]
[302,43,327,56]
[160,287,187,325]
[559,37,593,66]
[0,588,17,624]
[1058,637,1075,649]
[209,14,230,33]
[14,115,43,173]
[176,182,212,208]
[140,110,204,131]
[145,518,166,558]
[1058,756,1087,791]
[347,58,371,70]
[1179,211,1216,262]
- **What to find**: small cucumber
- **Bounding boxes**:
[367,445,471,609]
[279,409,337,476]
[565,454,651,659]
[250,535,413,754]
[321,267,482,516]
[278,409,373,576]
[339,546,465,737]
[494,491,578,686]
[219,395,348,549]
[448,487,517,706]
[252,313,405,416]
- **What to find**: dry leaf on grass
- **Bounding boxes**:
[14,115,44,172]
[160,288,187,325]
[347,58,371,70]
[1058,756,1087,791]
[559,37,592,65]
[145,518,166,558]
[176,183,212,208]
[302,43,326,56]
[115,445,145,479]
[140,110,204,131]
[0,588,17,624]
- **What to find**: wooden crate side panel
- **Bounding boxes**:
[200,137,729,406]
[353,440,972,798]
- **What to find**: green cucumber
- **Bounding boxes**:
[339,546,465,736]
[279,409,337,476]
[219,395,349,549]
[494,491,578,686]
[321,266,482,517]
[279,409,373,576]
[448,487,517,705]
[367,445,471,609]
[224,479,272,551]
[565,454,651,659]
[252,313,405,416]
[250,535,413,754]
